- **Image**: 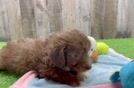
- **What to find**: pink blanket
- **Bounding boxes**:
[10,71,122,88]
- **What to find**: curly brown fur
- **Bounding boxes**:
[0,29,92,86]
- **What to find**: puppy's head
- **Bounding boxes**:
[50,29,92,75]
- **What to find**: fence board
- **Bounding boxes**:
[5,0,23,40]
[0,0,5,39]
[116,0,130,38]
[0,0,10,40]
[75,0,91,35]
[19,0,36,38]
[62,0,77,30]
[127,0,134,37]
[90,0,105,38]
[33,0,50,37]
[102,0,118,38]
[47,0,63,32]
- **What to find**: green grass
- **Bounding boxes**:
[0,71,20,88]
[0,38,134,88]
[98,38,134,59]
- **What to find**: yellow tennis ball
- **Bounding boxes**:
[96,42,109,55]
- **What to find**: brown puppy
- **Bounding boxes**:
[0,29,92,86]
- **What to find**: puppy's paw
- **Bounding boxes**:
[70,83,80,87]
[69,79,80,87]
[77,73,86,81]
[68,77,80,87]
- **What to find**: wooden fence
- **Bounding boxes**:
[0,0,134,40]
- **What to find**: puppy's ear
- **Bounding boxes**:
[51,46,66,68]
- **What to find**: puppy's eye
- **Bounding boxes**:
[91,48,93,51]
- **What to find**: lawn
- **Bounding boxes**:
[98,38,134,59]
[0,38,134,88]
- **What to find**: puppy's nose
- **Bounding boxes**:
[69,69,78,75]
[85,65,92,70]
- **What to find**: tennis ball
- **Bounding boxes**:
[0,42,6,49]
[96,42,109,55]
